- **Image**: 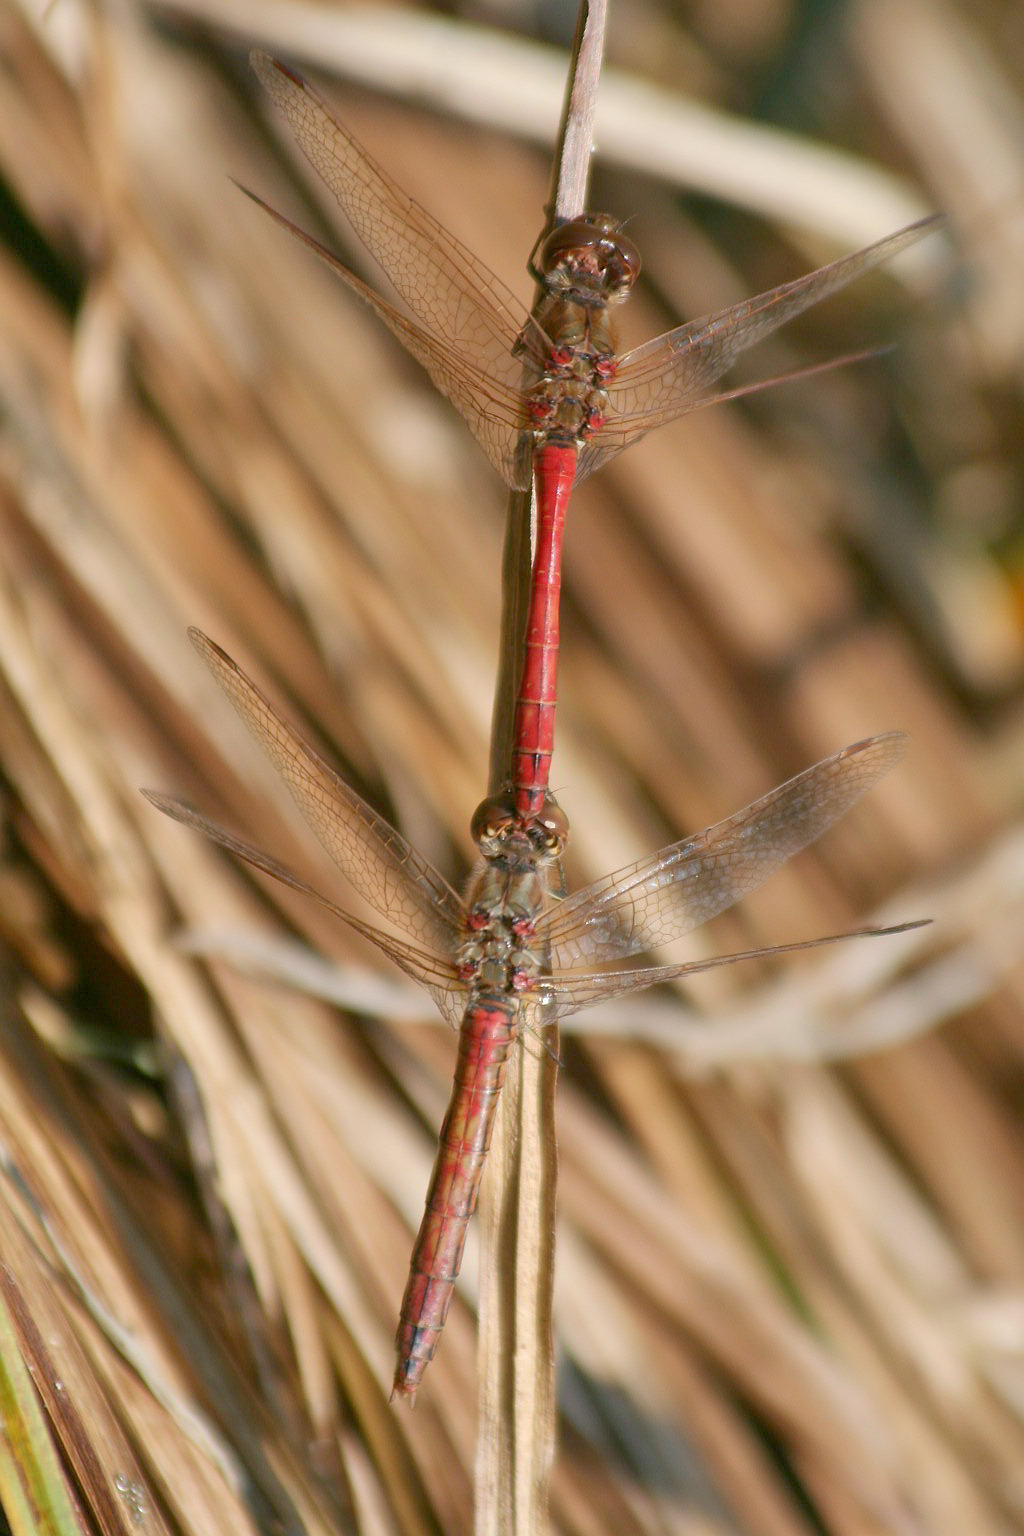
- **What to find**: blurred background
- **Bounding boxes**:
[1,0,1023,1532]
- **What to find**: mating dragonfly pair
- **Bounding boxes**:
[148,53,932,1399]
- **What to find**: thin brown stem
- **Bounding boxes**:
[477,5,607,1531]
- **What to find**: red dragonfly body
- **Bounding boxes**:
[247,52,938,823]
[146,631,921,1400]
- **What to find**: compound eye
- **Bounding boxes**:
[537,798,570,851]
[605,232,641,294]
[470,792,518,848]
[537,217,606,275]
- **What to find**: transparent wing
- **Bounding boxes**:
[536,921,927,1023]
[142,791,466,1027]
[539,733,907,968]
[239,187,531,488]
[188,629,465,955]
[575,215,941,482]
[251,53,543,393]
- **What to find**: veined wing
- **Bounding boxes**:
[251,53,545,388]
[188,630,465,956]
[239,186,531,488]
[575,215,941,482]
[142,791,466,1027]
[539,734,907,968]
[536,921,927,1023]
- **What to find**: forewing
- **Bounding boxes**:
[540,733,907,967]
[239,187,530,487]
[576,215,941,481]
[250,53,535,389]
[188,629,465,955]
[537,921,927,1023]
[142,791,466,1026]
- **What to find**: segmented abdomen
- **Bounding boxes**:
[511,442,576,821]
[392,995,519,1400]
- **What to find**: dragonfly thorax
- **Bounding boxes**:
[461,946,543,995]
[465,860,544,933]
[456,860,548,993]
[528,376,610,444]
[525,293,619,445]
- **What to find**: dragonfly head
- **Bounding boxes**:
[470,791,569,862]
[537,215,641,308]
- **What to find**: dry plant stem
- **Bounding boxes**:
[477,4,606,1530]
[0,1259,84,1536]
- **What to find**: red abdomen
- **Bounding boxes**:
[392,996,518,1400]
[511,444,577,822]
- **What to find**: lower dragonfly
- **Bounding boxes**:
[145,629,923,1400]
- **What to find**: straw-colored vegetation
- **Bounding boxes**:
[1,1,1023,1532]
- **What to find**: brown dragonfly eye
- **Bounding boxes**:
[535,798,570,852]
[601,230,641,295]
[538,217,604,270]
[470,792,518,849]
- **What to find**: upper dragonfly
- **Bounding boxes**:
[246,51,938,823]
[146,631,924,1400]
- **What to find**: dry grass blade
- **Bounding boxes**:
[0,1258,85,1536]
[474,1009,559,1536]
[0,0,1022,1533]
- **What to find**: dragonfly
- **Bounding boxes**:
[145,629,923,1400]
[244,50,939,826]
